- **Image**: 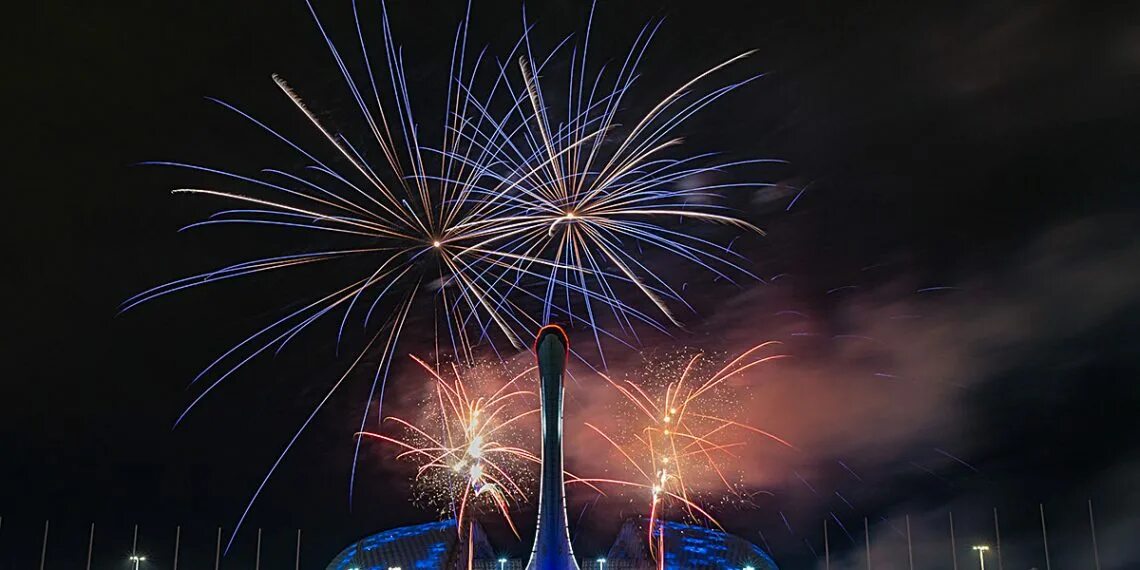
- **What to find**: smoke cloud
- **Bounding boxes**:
[556,213,1140,566]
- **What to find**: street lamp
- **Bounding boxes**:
[597,558,606,570]
[972,545,990,570]
[500,558,508,570]
[128,555,146,570]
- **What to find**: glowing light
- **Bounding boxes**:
[973,546,991,570]
[468,435,485,459]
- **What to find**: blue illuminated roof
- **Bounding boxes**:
[327,517,778,570]
[655,520,777,570]
[604,518,778,570]
[326,519,459,570]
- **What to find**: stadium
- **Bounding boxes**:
[325,327,778,570]
[324,518,779,570]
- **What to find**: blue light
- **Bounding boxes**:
[646,520,778,570]
[329,520,458,570]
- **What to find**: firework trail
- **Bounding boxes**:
[572,343,793,558]
[124,0,772,547]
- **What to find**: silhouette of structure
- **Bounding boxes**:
[525,325,580,570]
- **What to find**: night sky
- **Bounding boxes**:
[11,0,1140,568]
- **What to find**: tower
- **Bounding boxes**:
[525,325,581,570]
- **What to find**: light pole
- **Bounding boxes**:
[598,558,606,570]
[972,545,990,570]
[129,555,147,570]
[500,558,508,570]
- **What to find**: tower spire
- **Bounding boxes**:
[525,325,581,570]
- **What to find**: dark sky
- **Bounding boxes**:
[11,0,1140,569]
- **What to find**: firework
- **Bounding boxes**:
[572,343,793,559]
[358,356,540,536]
[439,9,777,365]
[125,0,773,547]
[123,2,564,545]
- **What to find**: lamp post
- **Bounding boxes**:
[129,555,147,570]
[500,558,508,570]
[597,558,606,570]
[972,545,990,570]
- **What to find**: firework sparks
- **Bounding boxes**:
[122,2,575,547]
[125,0,774,547]
[573,343,793,558]
[440,10,777,365]
[359,356,540,536]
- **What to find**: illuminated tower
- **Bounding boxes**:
[525,325,581,570]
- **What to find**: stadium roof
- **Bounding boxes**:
[325,519,492,570]
[326,518,778,570]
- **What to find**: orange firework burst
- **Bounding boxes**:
[358,356,540,536]
[573,342,794,561]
